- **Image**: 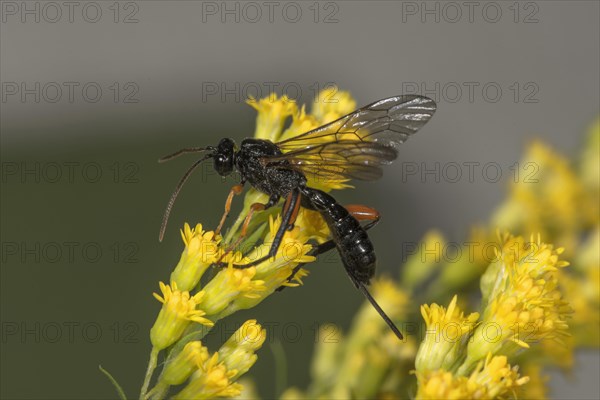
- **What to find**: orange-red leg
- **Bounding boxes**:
[220,202,265,261]
[216,184,244,235]
[234,189,301,269]
[345,204,380,222]
[229,191,295,258]
[284,190,302,230]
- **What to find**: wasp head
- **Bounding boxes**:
[213,138,236,176]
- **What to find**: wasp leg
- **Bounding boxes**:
[218,194,279,261]
[215,184,245,235]
[285,189,302,231]
[234,188,300,269]
[221,202,264,259]
[277,205,380,290]
[344,204,381,225]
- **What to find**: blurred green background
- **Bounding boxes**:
[1,1,598,399]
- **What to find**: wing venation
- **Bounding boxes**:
[264,95,436,183]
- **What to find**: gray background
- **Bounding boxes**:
[1,1,599,399]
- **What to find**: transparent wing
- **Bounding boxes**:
[265,95,436,182]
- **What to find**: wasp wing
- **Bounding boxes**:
[264,95,436,182]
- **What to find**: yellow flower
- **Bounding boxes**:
[416,354,529,400]
[252,216,315,272]
[278,104,320,142]
[245,87,359,192]
[171,223,222,292]
[472,355,530,398]
[417,369,471,400]
[306,172,353,192]
[247,94,297,142]
[194,202,318,319]
[460,234,572,373]
[218,319,267,379]
[172,353,242,399]
[311,86,357,124]
[290,208,330,245]
[160,341,210,386]
[200,264,266,316]
[232,216,315,295]
[416,295,479,373]
[232,377,261,400]
[144,341,211,399]
[150,281,213,350]
[493,141,594,253]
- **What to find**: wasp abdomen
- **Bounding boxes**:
[300,187,376,287]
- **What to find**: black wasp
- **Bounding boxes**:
[159,95,436,339]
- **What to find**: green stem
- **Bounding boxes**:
[223,204,248,245]
[140,347,159,400]
[270,339,287,397]
[455,353,477,376]
[147,382,169,400]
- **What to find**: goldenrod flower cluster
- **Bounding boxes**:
[277,109,598,398]
[116,89,597,400]
[417,354,529,399]
[415,295,479,373]
[143,319,267,399]
[282,278,414,399]
[135,88,359,400]
[412,231,572,399]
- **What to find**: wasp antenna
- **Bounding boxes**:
[159,155,212,242]
[158,147,212,163]
[357,281,404,340]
